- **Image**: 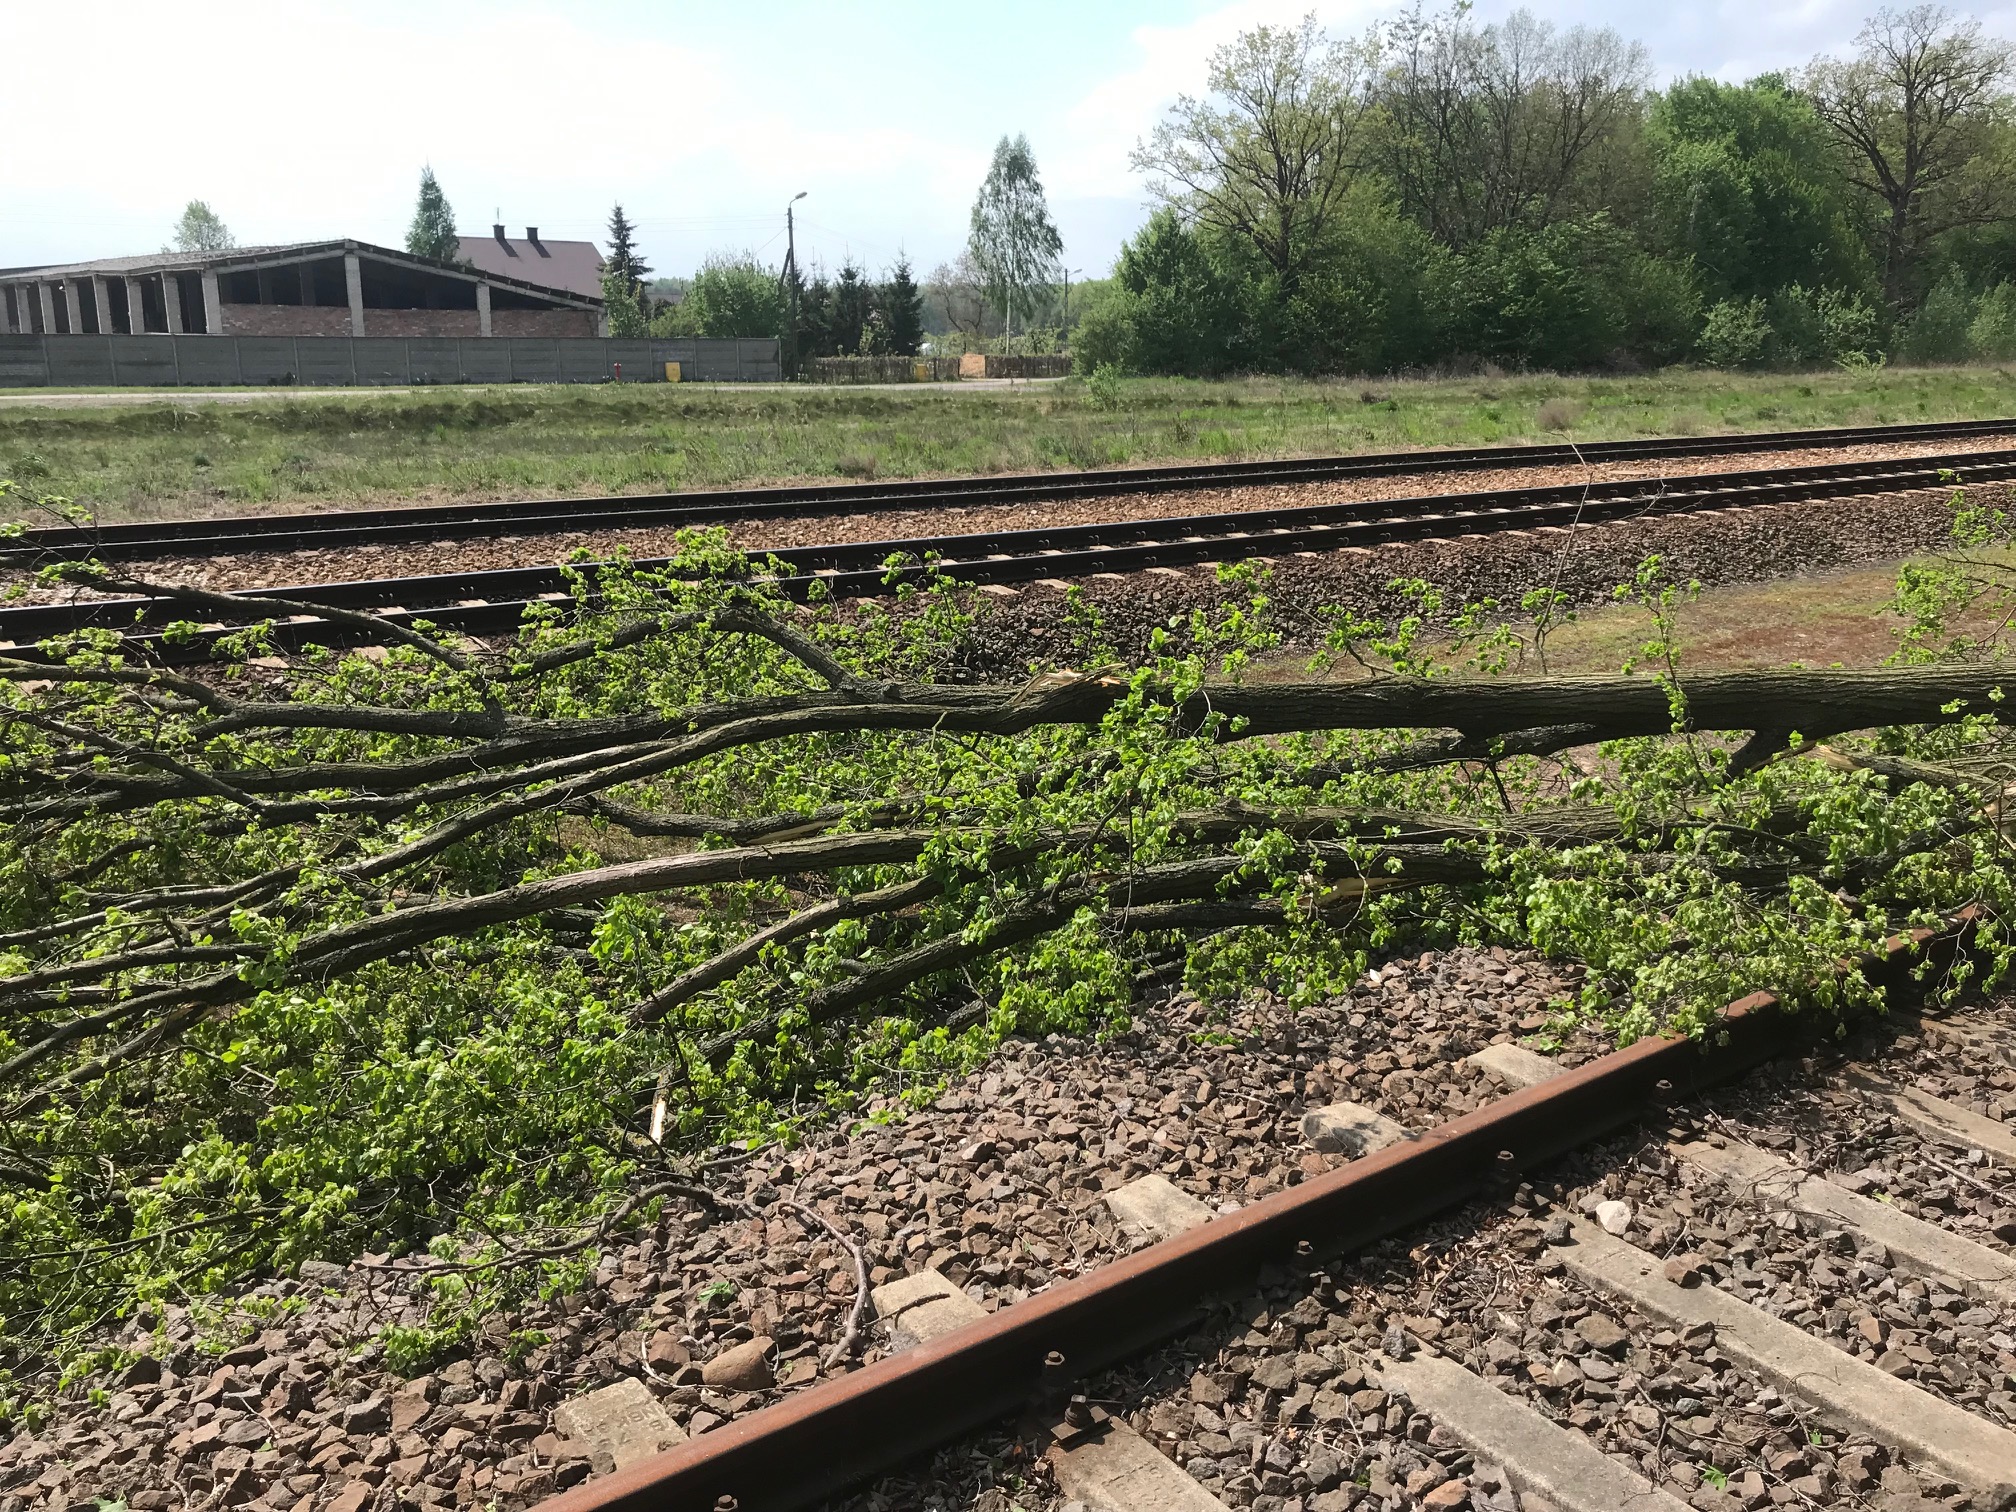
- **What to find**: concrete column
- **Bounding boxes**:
[596,308,609,338]
[39,283,59,335]
[255,269,272,305]
[162,275,184,334]
[0,287,14,334]
[124,277,145,334]
[298,264,316,307]
[476,281,492,337]
[62,281,83,335]
[200,271,221,335]
[91,277,114,335]
[344,253,365,336]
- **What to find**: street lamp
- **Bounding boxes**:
[1062,267,1082,341]
[784,192,808,376]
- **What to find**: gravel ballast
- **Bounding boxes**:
[8,438,2007,609]
[11,951,2015,1512]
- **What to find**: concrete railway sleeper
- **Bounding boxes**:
[14,416,2016,564]
[7,448,2016,659]
[470,919,2016,1512]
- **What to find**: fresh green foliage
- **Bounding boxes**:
[403,168,459,264]
[1104,4,2016,375]
[968,135,1063,340]
[681,252,789,340]
[601,268,650,341]
[1,475,2013,1401]
[166,201,233,256]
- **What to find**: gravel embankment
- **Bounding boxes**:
[951,484,2004,674]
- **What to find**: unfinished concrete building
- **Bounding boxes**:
[0,239,604,339]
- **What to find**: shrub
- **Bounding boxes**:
[1968,283,2016,361]
[1699,297,1773,368]
[1898,273,1976,365]
[684,252,788,340]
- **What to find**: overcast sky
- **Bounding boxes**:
[8,0,2016,283]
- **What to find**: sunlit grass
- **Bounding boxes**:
[4,363,2016,524]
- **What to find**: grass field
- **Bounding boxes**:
[5,364,2016,524]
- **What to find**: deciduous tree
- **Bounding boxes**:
[1806,5,2016,308]
[968,135,1063,338]
[1133,16,1369,298]
[167,200,234,254]
[686,251,788,339]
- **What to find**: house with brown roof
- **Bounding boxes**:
[457,226,606,301]
[0,238,604,339]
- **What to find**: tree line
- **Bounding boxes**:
[596,136,1060,366]
[1077,3,2016,376]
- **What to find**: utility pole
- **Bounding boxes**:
[1063,267,1081,343]
[784,190,807,377]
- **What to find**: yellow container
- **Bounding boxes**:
[664,361,682,383]
[914,360,930,382]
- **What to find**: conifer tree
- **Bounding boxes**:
[605,204,651,296]
[882,254,925,355]
[832,261,872,355]
[405,167,460,262]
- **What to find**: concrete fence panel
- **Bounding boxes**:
[457,342,514,385]
[506,340,561,385]
[294,342,359,385]
[235,339,301,385]
[44,338,116,387]
[106,337,183,387]
[0,335,784,388]
[0,336,50,386]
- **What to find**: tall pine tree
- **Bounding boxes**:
[832,261,872,354]
[605,204,651,297]
[882,254,925,355]
[405,167,459,262]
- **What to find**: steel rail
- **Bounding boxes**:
[532,918,1968,1512]
[11,415,2016,562]
[3,447,2009,655]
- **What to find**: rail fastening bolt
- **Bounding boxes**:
[715,1499,739,1512]
[1065,1394,1093,1428]
[1044,1349,1066,1370]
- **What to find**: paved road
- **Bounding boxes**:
[0,377,1068,409]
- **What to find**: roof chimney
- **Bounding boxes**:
[526,227,548,255]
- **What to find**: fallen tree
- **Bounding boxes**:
[2,516,2013,1388]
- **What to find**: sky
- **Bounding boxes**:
[7,0,2016,284]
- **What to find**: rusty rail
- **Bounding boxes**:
[534,916,1974,1512]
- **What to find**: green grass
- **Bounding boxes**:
[6,364,2016,524]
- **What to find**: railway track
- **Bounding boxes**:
[10,416,2016,563]
[6,446,2016,656]
[516,922,2016,1512]
[12,924,2015,1512]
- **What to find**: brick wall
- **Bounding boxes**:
[355,309,482,338]
[217,304,595,338]
[493,308,597,338]
[219,304,352,337]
